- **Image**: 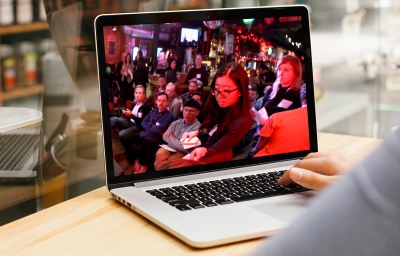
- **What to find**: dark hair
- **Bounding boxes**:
[249,86,258,94]
[200,63,249,137]
[192,91,202,98]
[158,75,165,79]
[300,83,307,105]
[125,53,132,64]
[137,58,145,69]
[259,64,267,71]
[188,81,197,87]
[157,92,169,101]
[168,58,177,70]
[137,50,143,58]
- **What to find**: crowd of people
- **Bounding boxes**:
[110,53,310,174]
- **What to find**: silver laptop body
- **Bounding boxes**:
[95,6,317,248]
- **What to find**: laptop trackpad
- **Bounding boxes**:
[251,196,310,223]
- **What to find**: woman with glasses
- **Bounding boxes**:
[182,63,253,163]
[258,55,303,126]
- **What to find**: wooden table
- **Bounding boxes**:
[0,133,382,255]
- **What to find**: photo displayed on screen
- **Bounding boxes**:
[103,16,310,176]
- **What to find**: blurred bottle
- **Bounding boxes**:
[1,44,16,91]
[0,0,14,25]
[16,0,33,24]
[33,0,47,21]
[17,42,38,87]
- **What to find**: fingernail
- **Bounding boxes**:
[290,168,303,181]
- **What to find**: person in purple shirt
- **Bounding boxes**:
[128,92,175,173]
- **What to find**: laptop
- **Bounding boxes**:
[0,107,43,180]
[94,6,317,248]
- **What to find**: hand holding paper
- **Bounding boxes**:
[180,136,201,149]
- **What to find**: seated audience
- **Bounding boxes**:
[165,58,180,84]
[248,85,261,111]
[147,75,166,106]
[185,54,209,94]
[165,83,181,119]
[191,92,204,123]
[255,86,268,110]
[257,64,276,97]
[232,86,260,155]
[123,92,175,173]
[259,55,302,126]
[182,63,253,164]
[248,69,258,87]
[178,81,198,105]
[155,99,202,170]
[253,84,309,157]
[113,85,151,137]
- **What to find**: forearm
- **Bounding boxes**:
[251,128,400,256]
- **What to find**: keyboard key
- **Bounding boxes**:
[214,199,234,205]
[230,192,278,202]
[175,205,192,211]
[188,203,205,209]
[162,196,182,203]
[156,193,175,199]
[169,199,199,206]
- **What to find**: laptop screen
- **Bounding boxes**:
[96,7,317,183]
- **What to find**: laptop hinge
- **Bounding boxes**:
[132,158,300,189]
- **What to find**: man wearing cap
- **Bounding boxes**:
[154,99,201,170]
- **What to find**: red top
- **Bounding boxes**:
[254,107,310,157]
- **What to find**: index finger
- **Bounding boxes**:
[278,157,338,185]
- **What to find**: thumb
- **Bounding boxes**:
[288,167,338,190]
[190,150,197,160]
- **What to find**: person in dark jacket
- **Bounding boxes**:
[165,58,180,84]
[129,92,175,173]
[133,58,149,90]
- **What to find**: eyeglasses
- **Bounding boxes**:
[211,88,239,98]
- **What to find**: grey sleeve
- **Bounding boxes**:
[250,127,400,256]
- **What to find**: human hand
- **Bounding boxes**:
[190,147,207,161]
[278,152,358,190]
[124,109,132,117]
[182,131,199,142]
[179,99,183,105]
[259,117,268,126]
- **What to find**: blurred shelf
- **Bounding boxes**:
[0,22,49,36]
[0,84,44,101]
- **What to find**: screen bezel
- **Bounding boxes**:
[94,6,318,189]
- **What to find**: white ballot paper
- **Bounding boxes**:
[277,99,293,109]
[182,153,195,160]
[180,136,200,150]
[257,107,269,120]
[160,144,177,152]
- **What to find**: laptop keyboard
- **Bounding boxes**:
[0,134,40,171]
[146,170,310,211]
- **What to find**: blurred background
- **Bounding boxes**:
[1,0,399,225]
